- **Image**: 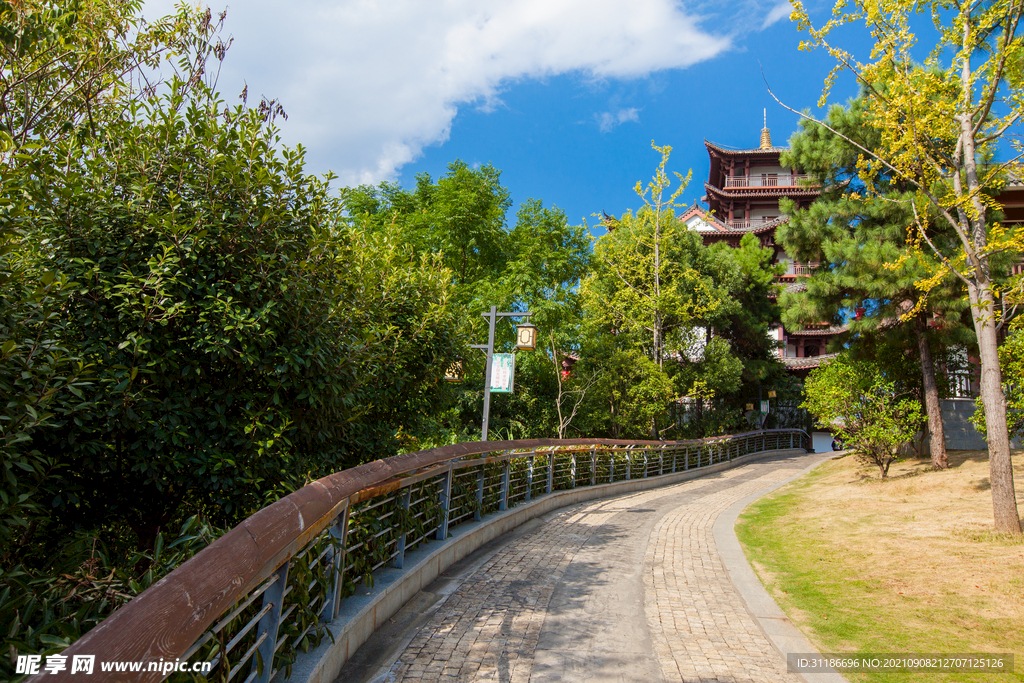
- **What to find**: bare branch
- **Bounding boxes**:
[978,111,1022,145]
[972,2,1022,135]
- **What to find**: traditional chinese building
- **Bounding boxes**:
[677,114,845,377]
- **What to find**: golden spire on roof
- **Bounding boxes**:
[760,108,772,149]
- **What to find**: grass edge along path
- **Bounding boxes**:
[735,450,1024,683]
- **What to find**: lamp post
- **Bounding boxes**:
[470,306,535,441]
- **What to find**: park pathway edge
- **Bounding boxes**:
[712,452,849,683]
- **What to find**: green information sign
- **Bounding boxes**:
[489,353,515,393]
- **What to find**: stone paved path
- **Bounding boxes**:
[354,451,825,683]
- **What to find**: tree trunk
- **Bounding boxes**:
[969,281,1022,534]
[956,19,1020,534]
[915,314,948,469]
[610,395,619,439]
[550,334,566,439]
[653,209,662,369]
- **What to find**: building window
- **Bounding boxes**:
[805,345,820,357]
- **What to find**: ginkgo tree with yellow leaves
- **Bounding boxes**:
[580,143,786,439]
[786,0,1024,533]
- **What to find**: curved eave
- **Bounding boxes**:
[781,352,839,370]
[705,139,789,156]
[786,324,848,337]
[693,213,791,236]
[704,182,821,200]
[702,220,789,236]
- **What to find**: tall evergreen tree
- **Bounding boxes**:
[707,233,787,399]
[778,95,971,469]
[790,0,1024,533]
[341,161,512,302]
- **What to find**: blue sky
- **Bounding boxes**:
[144,0,895,234]
[395,15,862,233]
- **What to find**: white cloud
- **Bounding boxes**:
[597,107,641,133]
[762,2,793,29]
[145,0,735,185]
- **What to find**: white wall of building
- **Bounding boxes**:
[776,250,793,274]
[684,213,717,232]
[747,164,787,176]
[749,206,782,221]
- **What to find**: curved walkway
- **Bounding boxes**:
[338,450,837,683]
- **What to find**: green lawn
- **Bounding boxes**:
[736,451,1024,683]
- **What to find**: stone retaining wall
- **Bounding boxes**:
[939,398,1020,450]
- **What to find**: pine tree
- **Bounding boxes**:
[778,94,971,470]
[788,0,1024,534]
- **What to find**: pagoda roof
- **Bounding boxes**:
[703,181,821,200]
[786,323,848,337]
[678,204,789,235]
[705,139,789,156]
[781,352,838,370]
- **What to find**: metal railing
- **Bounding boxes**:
[723,173,813,188]
[725,217,780,229]
[948,372,977,398]
[44,430,809,683]
[791,261,819,276]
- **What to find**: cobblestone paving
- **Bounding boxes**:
[644,469,804,683]
[383,452,819,682]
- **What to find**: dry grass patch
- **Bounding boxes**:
[736,449,1024,682]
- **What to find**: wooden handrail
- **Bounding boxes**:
[722,173,813,188]
[41,431,808,682]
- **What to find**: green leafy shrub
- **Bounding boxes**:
[1,516,224,682]
[803,353,924,478]
[972,318,1024,442]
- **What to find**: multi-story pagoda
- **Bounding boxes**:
[678,113,845,377]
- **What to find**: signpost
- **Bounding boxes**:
[470,307,535,441]
[489,354,515,393]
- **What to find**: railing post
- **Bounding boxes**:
[609,452,615,482]
[252,561,288,683]
[790,432,794,449]
[570,452,577,488]
[324,500,350,622]
[437,466,453,541]
[625,447,631,481]
[499,459,510,511]
[546,451,554,494]
[642,449,648,478]
[659,446,664,476]
[590,447,597,486]
[394,488,410,569]
[697,445,702,468]
[475,465,485,521]
[526,454,534,501]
